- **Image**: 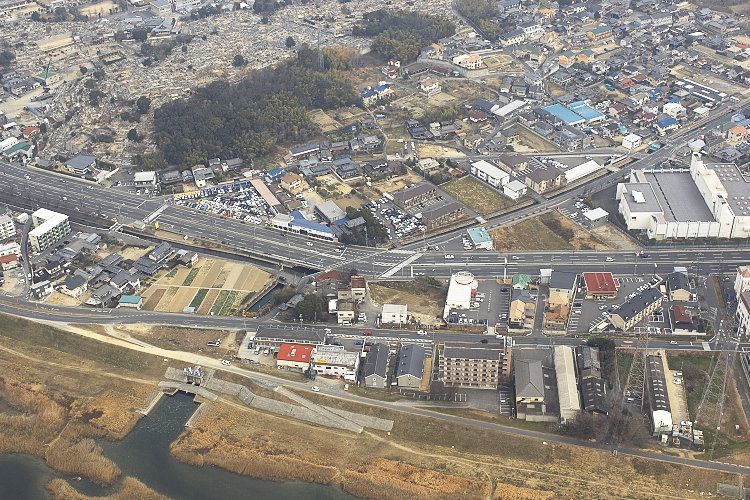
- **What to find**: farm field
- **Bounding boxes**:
[140,258,273,315]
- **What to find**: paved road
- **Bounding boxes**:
[0,294,741,353]
[1,101,745,279]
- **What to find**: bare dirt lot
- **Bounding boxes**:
[491,212,611,251]
[418,144,466,159]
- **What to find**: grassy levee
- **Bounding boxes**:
[47,477,168,500]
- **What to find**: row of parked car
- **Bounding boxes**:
[370,204,425,239]
[176,188,275,224]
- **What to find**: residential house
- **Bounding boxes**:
[524,166,565,193]
[280,173,305,194]
[666,271,691,302]
[362,343,390,388]
[419,77,441,96]
[64,154,96,175]
[396,344,426,388]
[452,54,483,69]
[510,289,536,328]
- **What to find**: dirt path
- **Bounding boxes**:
[362,432,696,499]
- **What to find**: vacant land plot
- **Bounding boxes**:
[78,0,116,16]
[491,212,610,251]
[441,176,513,215]
[516,126,561,153]
[308,109,342,133]
[369,279,447,324]
[141,259,273,315]
[483,54,523,72]
[371,171,424,195]
[418,144,466,159]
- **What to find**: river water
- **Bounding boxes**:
[0,391,355,500]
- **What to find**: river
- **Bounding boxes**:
[0,391,355,500]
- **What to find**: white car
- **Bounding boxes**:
[221,359,231,366]
[306,242,314,246]
[605,257,614,262]
[311,385,320,392]
[673,379,682,385]
[416,330,428,335]
[445,254,454,259]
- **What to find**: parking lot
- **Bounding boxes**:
[366,199,426,240]
[175,182,276,225]
[567,276,651,335]
[446,279,509,329]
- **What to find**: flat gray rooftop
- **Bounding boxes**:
[621,182,663,213]
[644,171,714,222]
[705,163,750,217]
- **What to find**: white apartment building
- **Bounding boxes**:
[470,160,509,188]
[736,265,750,298]
[737,292,750,338]
[29,208,70,252]
[0,214,14,241]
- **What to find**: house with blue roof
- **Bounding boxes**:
[266,167,287,182]
[362,84,394,106]
[654,116,679,135]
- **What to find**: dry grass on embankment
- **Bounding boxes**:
[47,477,168,500]
[170,394,748,500]
[0,313,163,486]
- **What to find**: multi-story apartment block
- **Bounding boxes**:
[29,208,70,252]
[440,340,512,389]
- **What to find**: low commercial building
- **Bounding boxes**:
[554,346,581,422]
[311,345,360,382]
[117,295,143,310]
[441,340,512,389]
[581,208,609,229]
[382,303,408,324]
[581,272,619,298]
[29,208,70,252]
[396,344,426,389]
[64,154,96,175]
[467,227,494,250]
[362,343,390,388]
[133,171,157,186]
[608,288,664,331]
[737,292,750,338]
[647,354,672,435]
[336,300,356,325]
[443,271,478,317]
[270,211,337,241]
[276,344,314,373]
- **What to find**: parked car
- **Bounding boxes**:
[311,386,320,392]
[221,359,231,366]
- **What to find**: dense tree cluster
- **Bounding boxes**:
[455,0,503,40]
[353,9,455,62]
[294,293,329,322]
[153,50,361,166]
[0,50,15,68]
[340,206,389,247]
